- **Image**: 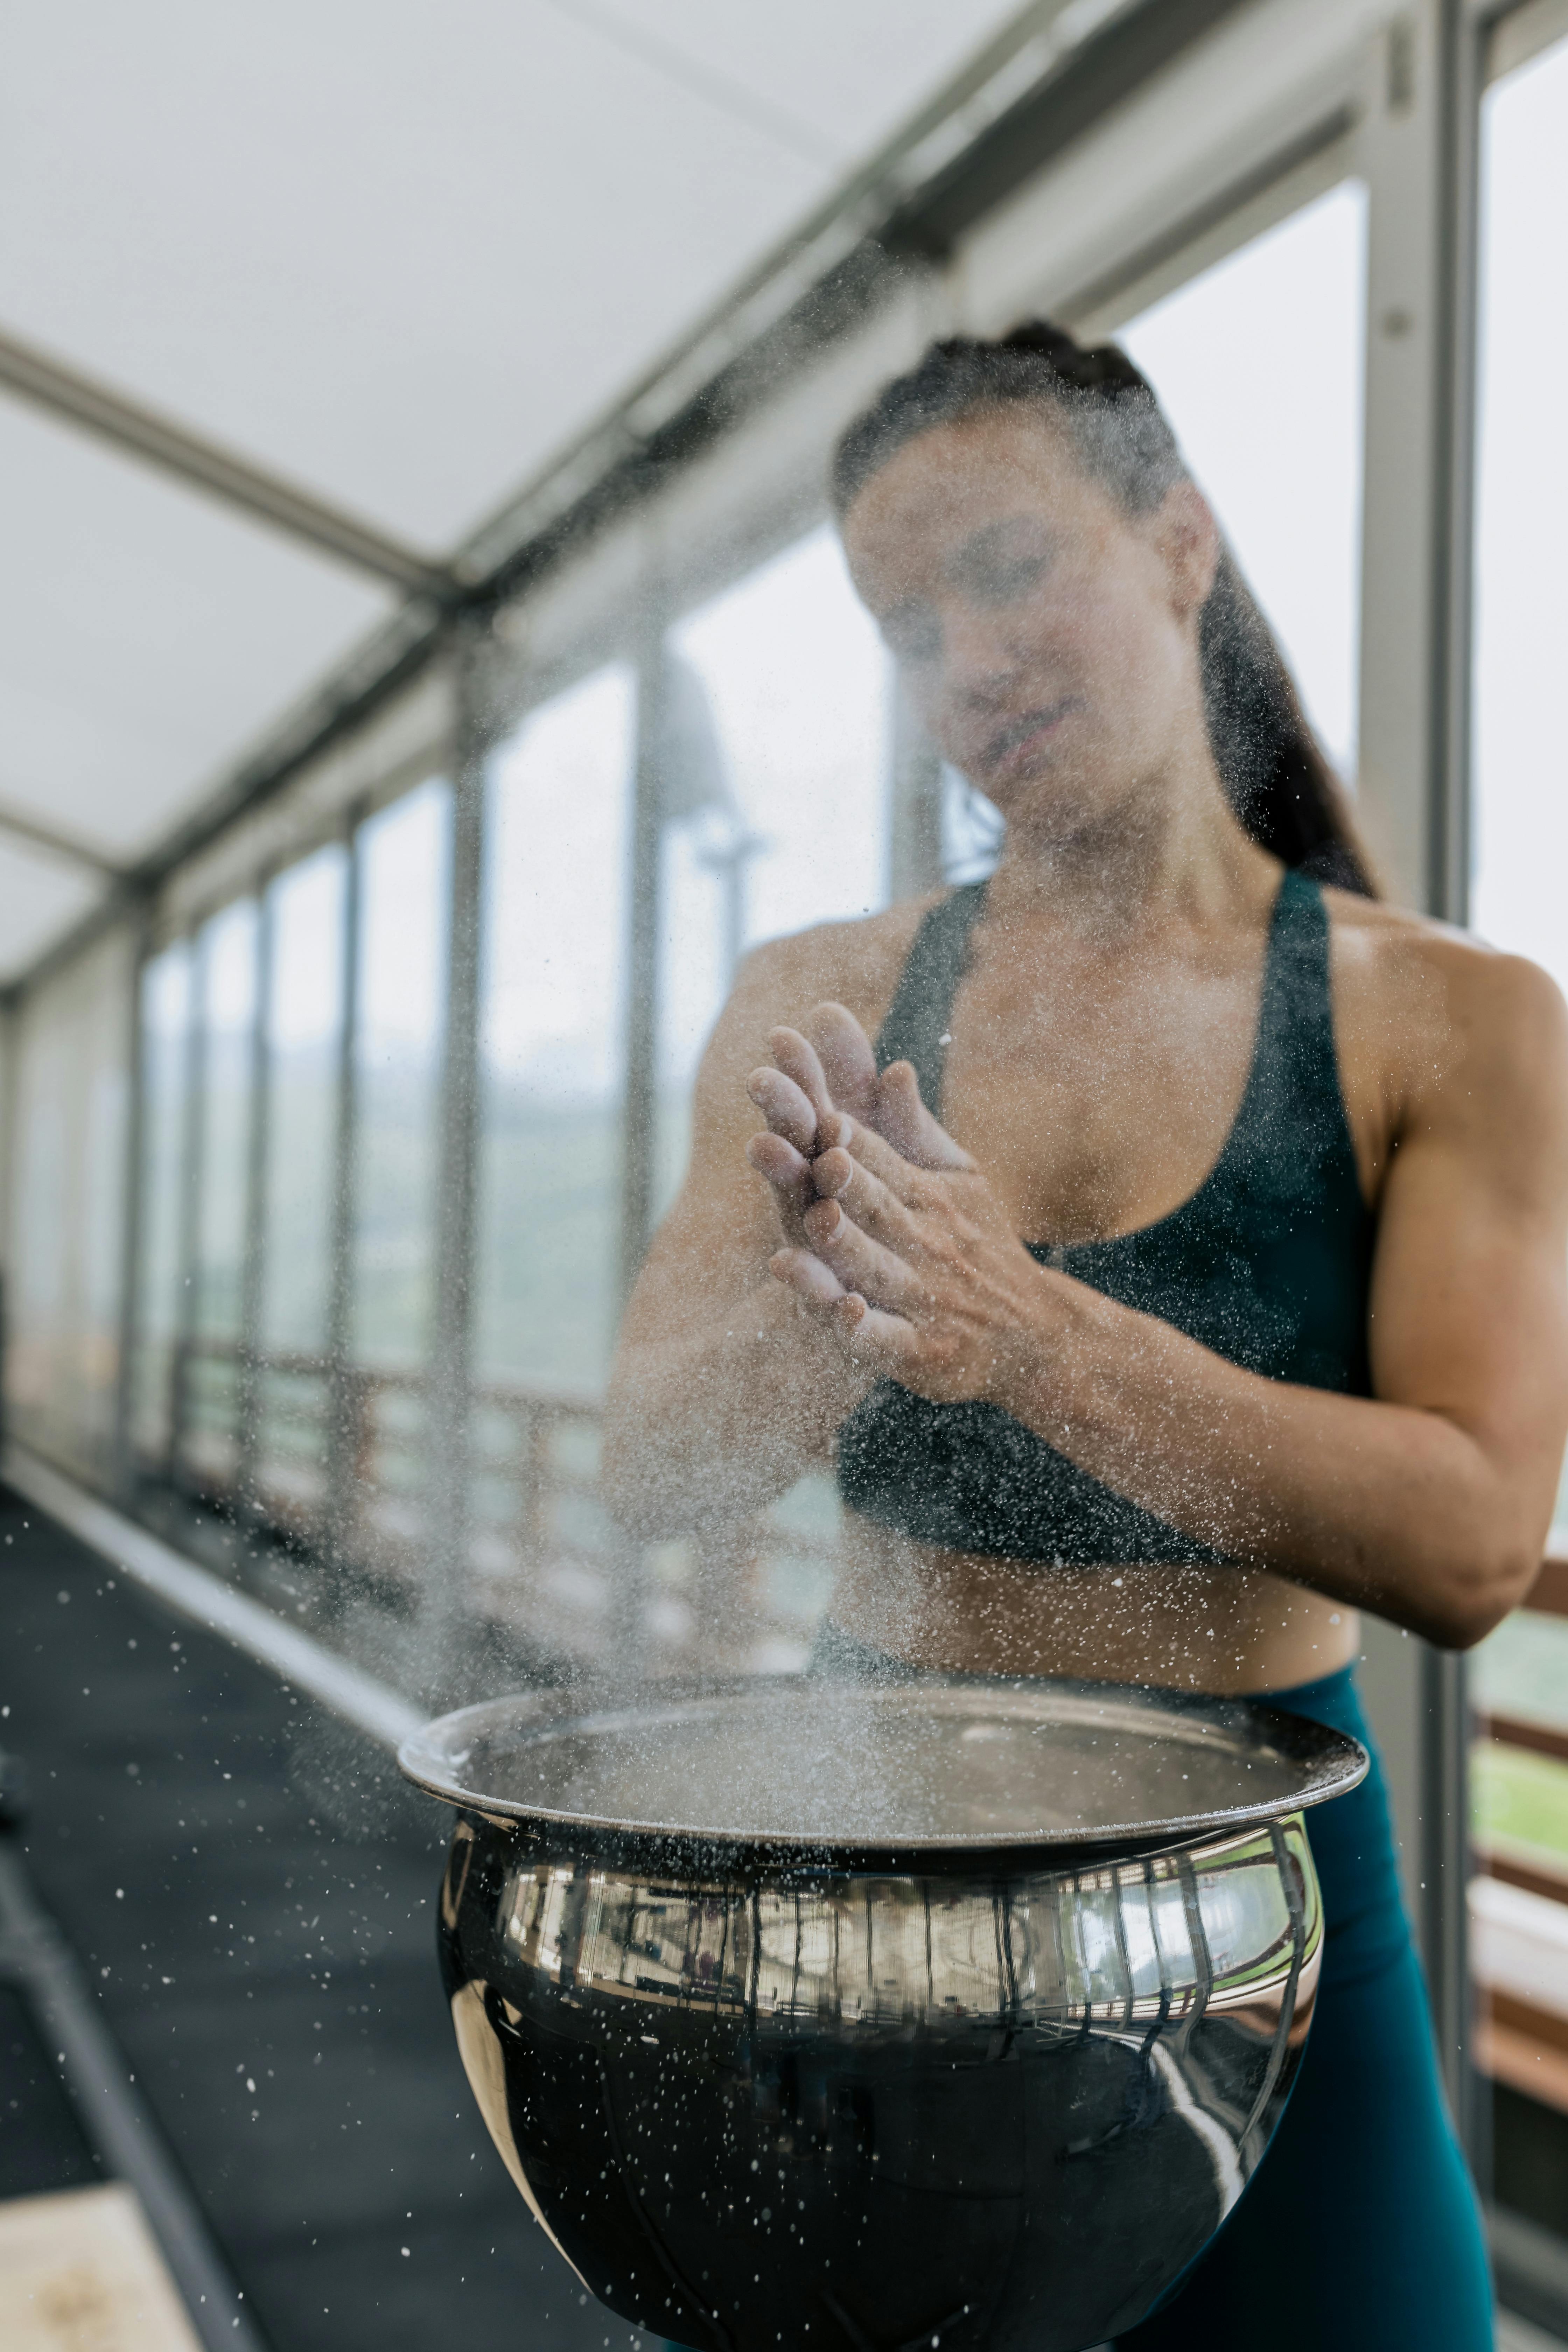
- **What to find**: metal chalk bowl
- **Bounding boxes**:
[399,1674,1366,2350]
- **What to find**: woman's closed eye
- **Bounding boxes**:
[969,553,1049,604]
[947,519,1058,607]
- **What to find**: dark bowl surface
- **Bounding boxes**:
[403,1674,1365,2349]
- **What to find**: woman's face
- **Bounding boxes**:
[841,405,1218,850]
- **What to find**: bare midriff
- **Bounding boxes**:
[831,1510,1361,1695]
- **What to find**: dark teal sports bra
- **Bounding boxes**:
[835,869,1375,1566]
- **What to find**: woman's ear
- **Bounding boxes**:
[1152,481,1221,615]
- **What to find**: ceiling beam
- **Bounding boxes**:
[0,325,460,600]
[0,797,130,879]
[8,0,1253,1002]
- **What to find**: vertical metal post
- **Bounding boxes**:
[621,638,665,1309]
[234,877,275,1517]
[111,900,154,1502]
[168,929,207,1485]
[1421,0,1484,2158]
[605,632,669,1681]
[887,680,945,902]
[1356,0,1484,2144]
[323,813,365,1567]
[425,629,490,1698]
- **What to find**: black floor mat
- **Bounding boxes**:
[0,1977,103,2199]
[0,1486,644,2352]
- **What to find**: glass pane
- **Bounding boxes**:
[472,666,634,1659]
[1469,27,1568,2236]
[344,779,450,1572]
[129,941,193,1468]
[660,525,892,1206]
[192,901,258,1342]
[1474,35,1568,1018]
[184,899,258,1488]
[256,844,347,1525]
[351,779,450,1371]
[643,528,893,1672]
[1119,180,1367,780]
[476,663,635,1389]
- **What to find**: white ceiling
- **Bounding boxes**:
[0,0,1028,983]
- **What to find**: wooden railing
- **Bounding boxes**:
[1472,1555,1568,2115]
[148,1337,1568,2102]
[150,1334,834,1676]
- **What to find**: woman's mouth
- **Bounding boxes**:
[979,699,1077,780]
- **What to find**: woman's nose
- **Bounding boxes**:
[937,607,1026,706]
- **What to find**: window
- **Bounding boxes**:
[1468,21,1568,2215]
[184,898,259,1488]
[350,780,451,1369]
[476,664,635,1388]
[128,943,193,1469]
[659,525,892,1210]
[1119,180,1368,782]
[255,844,348,1521]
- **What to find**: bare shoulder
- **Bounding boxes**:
[1325,884,1568,1166]
[696,892,944,1093]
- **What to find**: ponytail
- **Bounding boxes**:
[832,323,1377,898]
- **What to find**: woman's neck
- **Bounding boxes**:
[982,760,1277,947]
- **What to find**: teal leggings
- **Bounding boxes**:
[665,1658,1493,2351]
[1114,1662,1493,2349]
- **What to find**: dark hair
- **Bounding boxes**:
[832,322,1376,896]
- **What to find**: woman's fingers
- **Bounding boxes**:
[813,1130,926,1220]
[768,1251,919,1373]
[768,1246,849,1307]
[747,1065,818,1155]
[830,1293,920,1368]
[802,1197,921,1309]
[768,1027,836,1135]
[746,1132,815,1249]
[804,1003,880,1121]
[746,1127,811,1192]
[875,1060,976,1172]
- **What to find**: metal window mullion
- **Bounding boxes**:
[606,637,668,1682]
[110,901,154,1500]
[1354,0,1485,2144]
[1421,0,1485,2158]
[887,680,945,902]
[425,632,489,1690]
[323,811,365,1567]
[620,638,665,1310]
[234,876,276,1518]
[169,930,208,1484]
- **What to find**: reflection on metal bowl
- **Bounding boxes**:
[400,1675,1366,2352]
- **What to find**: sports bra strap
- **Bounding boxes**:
[874,882,987,1116]
[876,868,1336,1132]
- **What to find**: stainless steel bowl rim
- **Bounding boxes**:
[398,1672,1369,1856]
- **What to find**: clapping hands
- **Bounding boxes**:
[744,1004,1048,1402]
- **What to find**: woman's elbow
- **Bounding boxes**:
[1423,1535,1545,1650]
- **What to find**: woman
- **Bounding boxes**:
[604,326,1568,2346]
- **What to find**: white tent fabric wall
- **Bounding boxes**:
[4,922,136,1482]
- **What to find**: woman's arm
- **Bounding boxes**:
[601,927,920,1536]
[758,945,1568,1647]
